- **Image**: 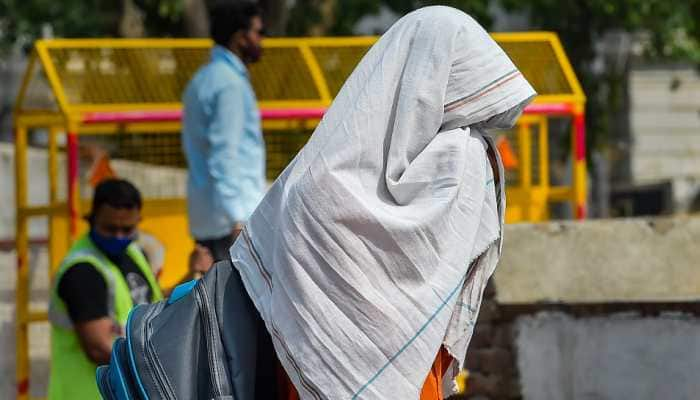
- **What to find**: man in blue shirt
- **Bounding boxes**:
[182,2,265,261]
[183,6,278,395]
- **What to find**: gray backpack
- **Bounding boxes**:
[96,259,272,400]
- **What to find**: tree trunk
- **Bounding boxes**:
[258,0,289,36]
[184,0,210,37]
[309,0,335,36]
[182,0,290,38]
[119,0,145,38]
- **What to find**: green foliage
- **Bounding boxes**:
[134,0,187,37]
[501,0,700,65]
[286,0,327,36]
[0,0,191,53]
[499,0,700,151]
[384,0,492,29]
[287,0,492,36]
[329,0,381,35]
[0,0,121,52]
[4,0,699,152]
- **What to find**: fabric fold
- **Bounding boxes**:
[231,6,535,399]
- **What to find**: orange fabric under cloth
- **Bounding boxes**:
[277,346,452,400]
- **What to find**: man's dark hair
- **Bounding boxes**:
[209,1,262,47]
[88,179,142,222]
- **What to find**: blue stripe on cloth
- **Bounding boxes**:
[351,276,466,399]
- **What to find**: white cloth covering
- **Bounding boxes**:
[230,6,535,399]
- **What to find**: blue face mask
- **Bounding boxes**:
[89,229,134,257]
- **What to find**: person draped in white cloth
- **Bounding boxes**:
[230,6,536,399]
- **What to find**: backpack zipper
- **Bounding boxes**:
[194,282,230,398]
[140,303,177,400]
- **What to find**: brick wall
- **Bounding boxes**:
[451,280,521,400]
[449,276,700,400]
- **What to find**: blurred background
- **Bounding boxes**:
[3,0,700,216]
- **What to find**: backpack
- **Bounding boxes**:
[96,260,262,399]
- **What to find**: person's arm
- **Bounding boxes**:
[187,244,214,279]
[58,264,118,365]
[206,82,248,228]
[232,221,244,239]
[74,318,116,365]
[161,244,215,297]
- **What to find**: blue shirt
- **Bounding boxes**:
[182,46,266,240]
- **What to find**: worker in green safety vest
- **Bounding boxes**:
[48,178,213,399]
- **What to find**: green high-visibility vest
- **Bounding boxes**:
[48,234,163,400]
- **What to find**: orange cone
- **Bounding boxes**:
[496,135,519,171]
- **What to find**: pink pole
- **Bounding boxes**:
[81,108,329,125]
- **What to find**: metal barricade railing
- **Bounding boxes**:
[13,34,586,399]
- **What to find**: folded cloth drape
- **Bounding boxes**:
[230,6,535,399]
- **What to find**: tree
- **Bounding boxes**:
[134,0,188,36]
[3,0,697,155]
[0,0,290,53]
[132,0,290,37]
[499,0,700,157]
[0,0,122,52]
[285,0,700,162]
[287,0,493,36]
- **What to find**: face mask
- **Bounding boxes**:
[90,229,134,257]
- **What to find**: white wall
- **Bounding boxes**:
[517,313,700,400]
[629,67,700,210]
[0,142,187,240]
[496,216,700,304]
